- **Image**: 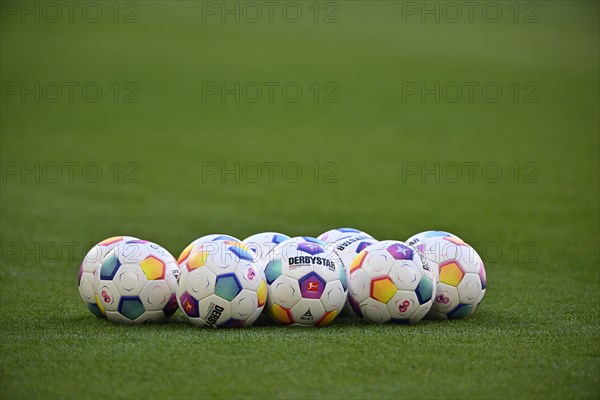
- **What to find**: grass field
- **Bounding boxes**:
[1,1,599,399]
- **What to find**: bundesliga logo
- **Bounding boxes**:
[306,281,319,291]
[183,299,194,312]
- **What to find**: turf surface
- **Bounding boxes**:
[1,1,599,399]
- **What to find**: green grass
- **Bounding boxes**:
[1,1,599,399]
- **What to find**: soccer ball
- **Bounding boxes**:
[177,234,241,265]
[78,236,138,317]
[242,232,290,270]
[177,241,266,328]
[317,228,373,244]
[406,230,462,247]
[93,239,180,324]
[331,234,378,316]
[348,240,435,324]
[265,237,347,327]
[415,236,486,319]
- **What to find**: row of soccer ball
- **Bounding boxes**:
[78,228,486,327]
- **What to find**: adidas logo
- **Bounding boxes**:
[300,309,313,320]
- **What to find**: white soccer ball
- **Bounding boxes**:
[242,232,290,270]
[177,241,266,328]
[348,240,436,324]
[317,228,374,244]
[415,236,486,320]
[78,236,138,317]
[93,239,180,324]
[265,237,346,327]
[332,234,378,316]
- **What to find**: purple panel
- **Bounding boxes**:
[299,272,326,299]
[386,243,414,260]
[297,242,324,255]
[179,291,199,318]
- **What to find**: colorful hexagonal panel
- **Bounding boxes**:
[297,242,324,255]
[265,259,282,285]
[214,274,242,302]
[100,252,121,280]
[299,272,326,299]
[187,251,208,272]
[356,241,374,253]
[77,264,83,286]
[479,264,487,289]
[94,295,106,316]
[339,228,361,233]
[229,243,254,261]
[118,297,145,320]
[163,293,178,318]
[273,234,288,244]
[179,291,199,318]
[386,243,414,260]
[350,251,368,274]
[126,239,149,244]
[444,236,466,246]
[221,318,246,329]
[98,236,123,246]
[303,237,325,244]
[214,235,238,242]
[448,303,473,319]
[439,261,465,287]
[415,276,434,305]
[87,303,104,318]
[370,277,397,304]
[348,296,363,317]
[177,244,194,264]
[338,265,348,291]
[257,280,267,307]
[316,310,338,327]
[140,256,165,280]
[270,304,293,325]
[424,231,453,239]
